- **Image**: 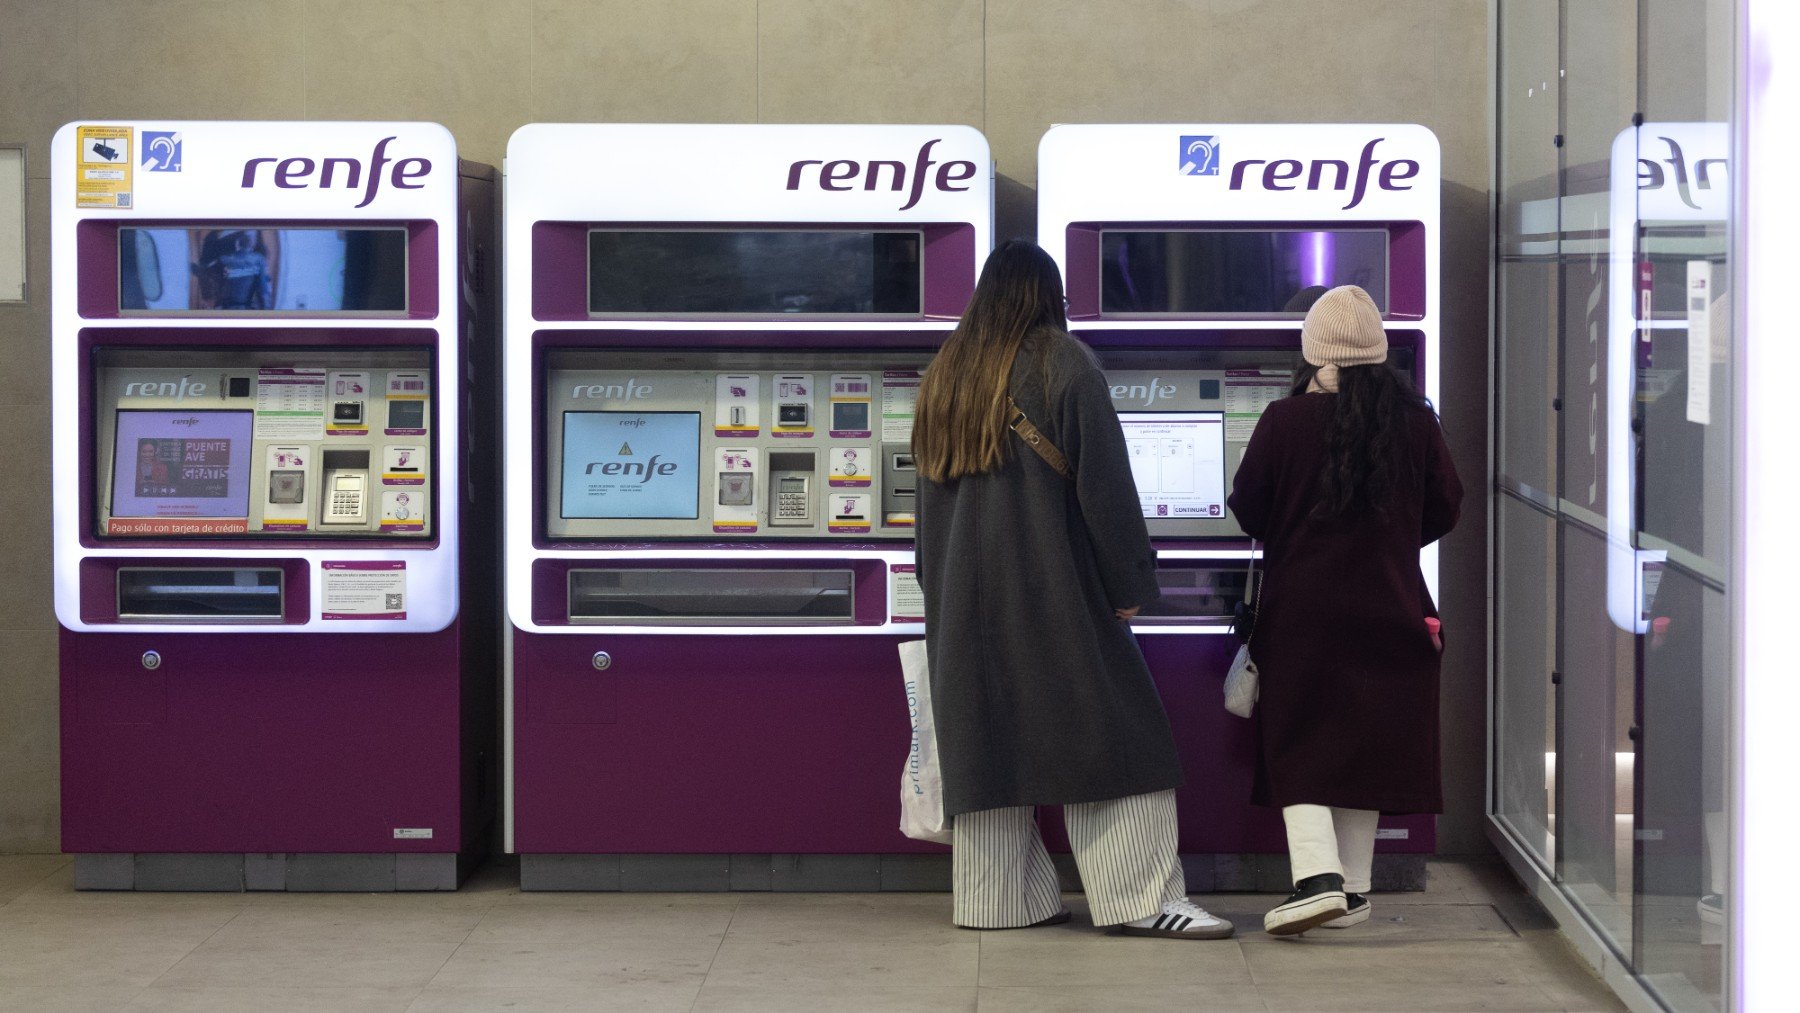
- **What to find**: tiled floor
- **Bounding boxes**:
[0,854,1628,1012]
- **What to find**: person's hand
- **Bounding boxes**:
[1114,605,1140,622]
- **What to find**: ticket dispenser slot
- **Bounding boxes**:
[117,567,284,621]
[567,568,854,624]
[767,451,817,527]
[319,450,371,526]
[882,451,917,526]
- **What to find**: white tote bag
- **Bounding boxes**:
[898,639,954,845]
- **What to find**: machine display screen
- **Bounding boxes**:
[110,410,255,518]
[1100,229,1390,315]
[561,411,702,520]
[1118,411,1228,520]
[587,230,922,315]
[118,227,408,312]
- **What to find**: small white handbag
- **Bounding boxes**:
[897,639,954,845]
[1223,545,1262,719]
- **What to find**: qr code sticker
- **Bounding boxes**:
[116,192,132,208]
[385,593,404,610]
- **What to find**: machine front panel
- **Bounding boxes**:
[95,349,435,539]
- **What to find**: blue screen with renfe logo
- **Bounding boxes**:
[561,411,701,520]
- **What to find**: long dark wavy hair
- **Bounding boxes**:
[1292,361,1436,517]
[912,240,1067,483]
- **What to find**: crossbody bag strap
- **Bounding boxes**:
[1006,396,1073,480]
[1242,539,1263,645]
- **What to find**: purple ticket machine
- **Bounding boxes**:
[1038,124,1443,886]
[52,122,498,890]
[504,124,991,888]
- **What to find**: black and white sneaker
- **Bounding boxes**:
[1119,899,1237,939]
[1321,892,1371,929]
[1264,873,1349,936]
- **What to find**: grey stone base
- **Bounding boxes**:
[518,853,1430,893]
[73,852,471,892]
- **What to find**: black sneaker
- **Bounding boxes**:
[1264,873,1349,936]
[1322,892,1371,929]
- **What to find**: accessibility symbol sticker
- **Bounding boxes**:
[143,131,182,172]
[1179,135,1220,176]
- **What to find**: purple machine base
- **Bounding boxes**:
[61,627,489,890]
[512,628,1432,890]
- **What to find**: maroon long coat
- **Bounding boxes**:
[1226,392,1463,814]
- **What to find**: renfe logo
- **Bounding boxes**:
[1111,377,1178,407]
[569,378,655,402]
[123,376,208,400]
[786,139,978,211]
[584,455,678,481]
[240,136,431,208]
[1638,135,1727,210]
[1224,138,1420,211]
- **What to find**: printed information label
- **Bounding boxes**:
[254,368,327,440]
[880,369,923,444]
[889,563,925,623]
[321,560,407,620]
[75,125,133,209]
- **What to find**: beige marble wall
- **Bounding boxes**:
[0,0,1493,855]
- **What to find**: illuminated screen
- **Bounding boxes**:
[119,227,408,312]
[561,411,701,520]
[1101,229,1389,315]
[1119,411,1228,520]
[110,410,254,518]
[588,230,922,315]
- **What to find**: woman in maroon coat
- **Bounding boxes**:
[1227,285,1463,936]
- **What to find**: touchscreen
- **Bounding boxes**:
[1119,411,1228,520]
[561,411,701,520]
[110,410,255,518]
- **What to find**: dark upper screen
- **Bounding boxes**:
[119,227,408,313]
[587,230,922,316]
[1100,229,1390,315]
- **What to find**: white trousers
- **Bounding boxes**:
[1283,804,1380,894]
[952,789,1186,928]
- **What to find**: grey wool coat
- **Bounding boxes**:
[917,332,1185,818]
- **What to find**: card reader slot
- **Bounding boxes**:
[568,568,854,624]
[117,567,285,621]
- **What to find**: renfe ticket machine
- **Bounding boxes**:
[504,124,989,887]
[52,122,498,890]
[1039,124,1443,876]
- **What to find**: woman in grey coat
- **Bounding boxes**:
[913,240,1233,939]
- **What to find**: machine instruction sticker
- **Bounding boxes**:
[326,371,371,435]
[382,445,426,485]
[714,374,761,438]
[321,560,407,620]
[384,371,430,435]
[771,373,815,438]
[1223,369,1290,442]
[711,447,758,534]
[261,445,311,531]
[828,493,872,534]
[379,489,425,532]
[880,369,923,444]
[254,368,327,440]
[828,373,874,438]
[75,125,133,209]
[889,563,925,623]
[828,446,872,487]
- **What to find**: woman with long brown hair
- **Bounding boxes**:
[913,239,1233,939]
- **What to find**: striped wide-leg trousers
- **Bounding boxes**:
[951,789,1186,928]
